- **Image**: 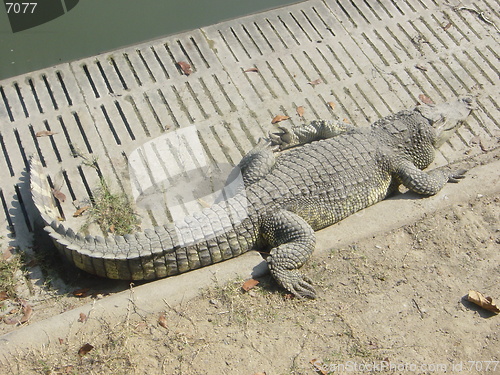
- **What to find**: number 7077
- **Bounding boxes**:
[6,3,38,14]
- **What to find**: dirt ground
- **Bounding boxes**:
[1,154,499,375]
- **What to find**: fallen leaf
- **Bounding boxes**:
[158,313,168,329]
[271,115,290,124]
[78,313,87,323]
[0,291,8,301]
[418,94,435,105]
[73,206,90,217]
[52,189,66,203]
[415,64,428,71]
[78,343,94,357]
[72,288,90,298]
[468,290,500,314]
[327,102,335,110]
[242,279,260,292]
[342,118,350,123]
[244,67,259,73]
[109,224,115,233]
[134,321,148,332]
[35,130,57,137]
[197,198,211,208]
[3,246,16,260]
[58,338,65,344]
[177,61,192,76]
[308,79,321,86]
[19,302,32,324]
[310,359,328,375]
[296,106,305,117]
[443,22,452,30]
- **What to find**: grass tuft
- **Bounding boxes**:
[84,179,140,236]
[0,252,22,299]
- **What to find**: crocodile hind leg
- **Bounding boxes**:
[216,139,277,204]
[237,138,278,185]
[269,119,356,150]
[261,209,317,298]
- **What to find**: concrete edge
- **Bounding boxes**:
[1,157,499,353]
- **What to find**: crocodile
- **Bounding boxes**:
[30,97,473,298]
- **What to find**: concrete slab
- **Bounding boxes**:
[1,155,498,353]
[0,0,498,354]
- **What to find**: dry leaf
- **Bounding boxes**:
[78,313,87,323]
[19,302,32,324]
[418,94,435,105]
[310,359,328,375]
[271,115,290,124]
[296,106,305,117]
[242,279,260,292]
[58,338,65,344]
[468,290,500,314]
[0,291,8,301]
[308,79,321,86]
[35,130,57,137]
[73,288,90,298]
[327,102,335,110]
[158,313,168,329]
[177,61,192,76]
[52,189,66,203]
[197,198,211,208]
[78,343,94,357]
[443,22,452,30]
[342,118,350,123]
[415,64,428,71]
[244,67,259,73]
[109,224,115,233]
[3,246,15,260]
[134,321,148,332]
[73,206,90,217]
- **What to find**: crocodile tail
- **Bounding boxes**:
[30,157,60,227]
[30,157,255,281]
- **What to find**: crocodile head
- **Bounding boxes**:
[416,96,474,148]
[372,97,474,170]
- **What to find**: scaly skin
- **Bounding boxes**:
[30,97,473,298]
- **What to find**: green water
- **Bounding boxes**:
[0,0,302,81]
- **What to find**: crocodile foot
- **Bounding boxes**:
[268,126,296,150]
[270,268,316,299]
[447,168,467,183]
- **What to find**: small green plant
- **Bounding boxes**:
[86,179,140,236]
[0,253,22,299]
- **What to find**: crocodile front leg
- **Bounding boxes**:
[261,209,317,298]
[391,158,466,195]
[270,119,356,150]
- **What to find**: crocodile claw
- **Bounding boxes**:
[269,126,296,150]
[271,268,316,299]
[447,168,467,183]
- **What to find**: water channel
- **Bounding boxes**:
[0,0,301,80]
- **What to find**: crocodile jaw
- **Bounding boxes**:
[417,97,474,148]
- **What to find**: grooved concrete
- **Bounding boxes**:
[0,0,499,341]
